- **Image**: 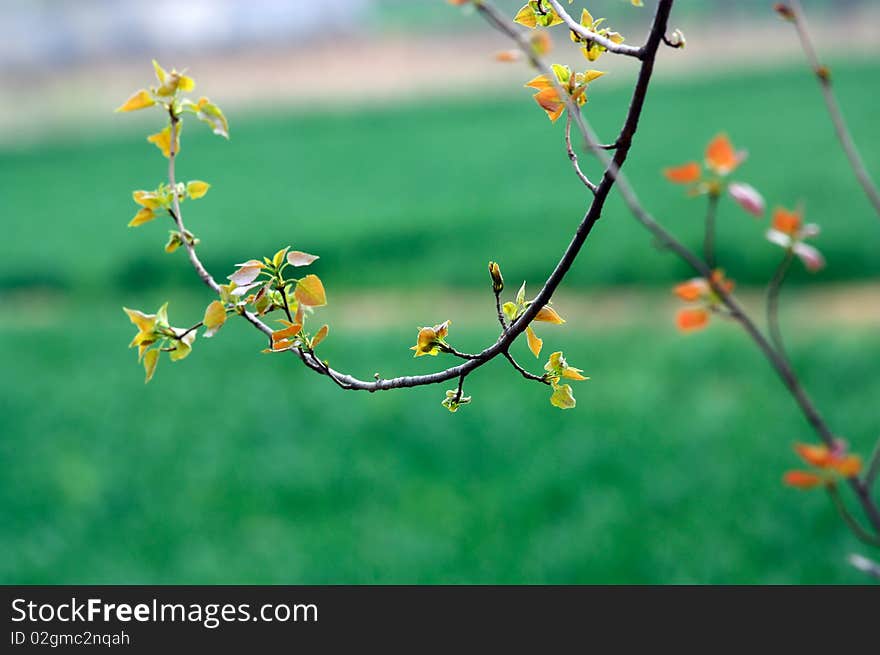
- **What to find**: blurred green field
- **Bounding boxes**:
[3,58,879,583]
[1,61,879,294]
[2,303,878,583]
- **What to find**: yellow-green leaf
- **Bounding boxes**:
[295,274,327,307]
[128,207,156,227]
[550,383,576,409]
[116,89,155,112]
[143,349,159,383]
[153,59,168,85]
[203,300,226,338]
[146,124,180,158]
[186,180,210,200]
[514,4,537,28]
[526,325,543,358]
[272,247,290,268]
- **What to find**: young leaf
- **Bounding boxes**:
[534,306,565,324]
[228,260,264,286]
[203,300,226,338]
[116,89,155,113]
[186,180,210,200]
[550,383,576,409]
[287,251,320,267]
[194,97,229,138]
[272,247,290,269]
[526,325,543,358]
[143,348,159,383]
[312,325,329,348]
[128,208,156,227]
[294,274,327,307]
[147,124,180,159]
[272,323,303,343]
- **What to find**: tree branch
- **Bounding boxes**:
[544,0,644,59]
[785,0,880,219]
[766,249,795,362]
[165,0,674,398]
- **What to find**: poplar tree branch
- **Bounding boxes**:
[784,0,880,219]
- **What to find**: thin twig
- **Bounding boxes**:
[439,344,480,360]
[766,249,795,362]
[503,350,550,384]
[565,113,597,193]
[864,438,880,489]
[786,0,880,219]
[494,289,508,332]
[167,111,220,294]
[703,193,719,269]
[827,484,880,547]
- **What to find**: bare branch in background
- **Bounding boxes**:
[781,0,880,219]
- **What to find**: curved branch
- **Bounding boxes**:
[168,0,674,395]
[785,0,880,219]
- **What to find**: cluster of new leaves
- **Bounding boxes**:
[118,61,232,382]
[664,133,825,332]
[784,442,862,490]
[226,247,329,353]
[659,132,855,493]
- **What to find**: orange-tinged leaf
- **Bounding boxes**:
[832,455,862,478]
[794,443,832,468]
[705,133,741,175]
[533,88,565,122]
[526,326,543,358]
[534,306,565,324]
[495,50,520,63]
[676,307,709,332]
[294,274,327,307]
[128,207,156,227]
[116,89,155,112]
[272,323,303,342]
[772,207,802,235]
[143,349,159,383]
[287,251,320,267]
[783,470,823,489]
[525,74,552,90]
[312,324,329,348]
[663,162,701,184]
[673,279,707,302]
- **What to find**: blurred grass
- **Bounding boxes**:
[1,60,878,295]
[3,58,880,583]
[2,297,877,583]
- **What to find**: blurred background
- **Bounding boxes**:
[2,0,879,583]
